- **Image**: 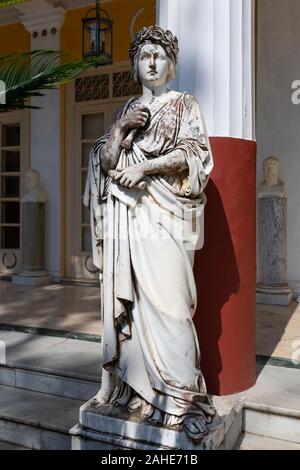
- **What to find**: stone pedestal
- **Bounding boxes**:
[12,270,52,287]
[256,181,292,305]
[256,284,293,306]
[70,395,243,451]
[12,202,52,287]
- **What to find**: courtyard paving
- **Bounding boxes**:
[0,280,299,362]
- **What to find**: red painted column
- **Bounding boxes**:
[194,137,257,396]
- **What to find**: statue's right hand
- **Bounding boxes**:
[118,106,150,133]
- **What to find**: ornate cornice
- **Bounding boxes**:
[20,6,66,34]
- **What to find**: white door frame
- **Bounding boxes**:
[0,110,30,278]
[65,61,136,282]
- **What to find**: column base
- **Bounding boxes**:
[69,396,243,450]
[12,271,52,287]
[256,283,293,306]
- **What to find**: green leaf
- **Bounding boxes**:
[0,50,108,112]
[0,0,26,8]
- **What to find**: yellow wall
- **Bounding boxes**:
[61,0,156,60]
[0,0,156,58]
[0,22,30,54]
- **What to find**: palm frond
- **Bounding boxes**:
[0,0,26,7]
[0,50,108,112]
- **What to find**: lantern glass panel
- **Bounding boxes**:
[84,20,99,56]
[101,24,112,61]
[82,8,112,62]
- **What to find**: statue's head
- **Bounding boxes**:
[263,156,280,186]
[25,169,40,193]
[129,25,179,87]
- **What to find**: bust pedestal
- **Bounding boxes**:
[256,181,292,305]
[12,202,51,287]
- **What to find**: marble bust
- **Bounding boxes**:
[257,156,292,305]
[13,168,51,287]
[83,25,215,442]
[259,156,285,198]
[22,169,46,203]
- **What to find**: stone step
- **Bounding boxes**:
[0,329,101,401]
[244,365,300,444]
[0,329,102,382]
[2,331,300,450]
[238,433,300,450]
[0,440,31,450]
[0,384,83,450]
[243,403,300,444]
[0,364,99,401]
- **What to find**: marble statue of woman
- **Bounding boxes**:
[83,26,215,440]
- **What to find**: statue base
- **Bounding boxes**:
[256,283,293,306]
[70,396,243,450]
[12,270,52,287]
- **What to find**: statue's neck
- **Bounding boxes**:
[141,83,169,104]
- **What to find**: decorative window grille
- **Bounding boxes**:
[113,71,141,98]
[75,74,109,102]
[75,70,141,103]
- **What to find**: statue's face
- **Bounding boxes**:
[138,43,170,87]
[25,171,40,192]
[263,160,280,186]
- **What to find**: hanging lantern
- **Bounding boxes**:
[82,0,113,63]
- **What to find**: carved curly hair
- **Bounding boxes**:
[129,25,179,84]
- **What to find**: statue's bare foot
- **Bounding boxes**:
[183,415,208,440]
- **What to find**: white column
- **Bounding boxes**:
[157,0,255,140]
[19,3,66,280]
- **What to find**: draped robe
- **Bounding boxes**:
[84,90,215,425]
